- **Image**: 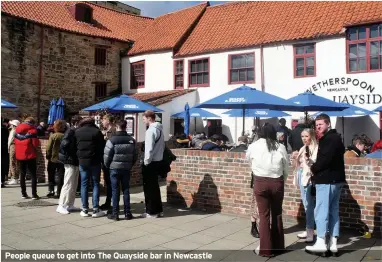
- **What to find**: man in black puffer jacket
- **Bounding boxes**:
[56,115,82,215]
[75,117,105,218]
[103,120,137,221]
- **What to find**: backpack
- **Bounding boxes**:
[153,129,176,178]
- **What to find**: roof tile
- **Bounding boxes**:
[129,90,195,106]
[176,1,382,57]
[128,2,208,55]
[1,1,153,42]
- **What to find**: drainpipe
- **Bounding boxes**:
[255,45,265,127]
[37,26,44,123]
[260,44,265,92]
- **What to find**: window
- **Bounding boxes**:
[174,60,184,89]
[189,58,209,87]
[347,24,382,73]
[95,83,107,100]
[95,47,106,66]
[229,53,255,84]
[69,3,93,23]
[294,44,315,77]
[131,61,145,89]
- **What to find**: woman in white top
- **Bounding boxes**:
[7,120,20,185]
[292,128,318,243]
[246,123,289,257]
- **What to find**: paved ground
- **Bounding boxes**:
[1,182,380,262]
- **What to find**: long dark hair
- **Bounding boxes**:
[258,123,278,152]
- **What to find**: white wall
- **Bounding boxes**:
[122,51,174,93]
[263,37,382,145]
[123,37,381,146]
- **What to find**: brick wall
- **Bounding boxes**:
[37,139,143,187]
[167,149,382,235]
[1,15,129,121]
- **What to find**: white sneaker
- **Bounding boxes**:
[140,213,156,218]
[328,236,338,256]
[67,206,81,212]
[80,210,90,217]
[297,231,307,239]
[92,209,105,218]
[7,179,18,185]
[56,205,69,215]
[305,237,328,257]
[254,245,260,255]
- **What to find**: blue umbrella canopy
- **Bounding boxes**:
[1,99,17,108]
[194,85,300,111]
[82,94,163,112]
[223,109,290,118]
[47,99,57,125]
[184,103,190,136]
[194,85,299,135]
[172,107,220,118]
[373,105,382,112]
[312,104,376,117]
[287,92,349,111]
[55,97,65,120]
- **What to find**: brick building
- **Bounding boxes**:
[1,1,152,122]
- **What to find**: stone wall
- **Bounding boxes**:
[167,149,382,235]
[1,15,129,121]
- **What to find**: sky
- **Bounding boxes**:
[124,1,228,18]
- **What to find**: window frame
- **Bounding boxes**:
[293,44,316,78]
[94,82,107,100]
[130,60,145,89]
[174,59,184,89]
[346,24,382,74]
[188,57,210,88]
[94,47,107,66]
[228,52,256,85]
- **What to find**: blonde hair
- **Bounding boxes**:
[301,128,317,149]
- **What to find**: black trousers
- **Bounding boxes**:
[142,162,163,215]
[19,159,37,196]
[47,161,65,195]
[1,153,10,185]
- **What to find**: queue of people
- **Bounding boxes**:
[1,110,168,221]
[245,114,347,257]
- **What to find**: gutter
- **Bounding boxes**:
[37,26,44,123]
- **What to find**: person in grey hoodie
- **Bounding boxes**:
[141,110,165,218]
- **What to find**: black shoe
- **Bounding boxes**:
[106,209,112,215]
[54,194,60,199]
[22,194,29,199]
[46,192,55,198]
[32,195,40,200]
[125,213,134,220]
[251,222,260,238]
[100,203,111,211]
[107,214,119,221]
[1,184,6,188]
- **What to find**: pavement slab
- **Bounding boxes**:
[1,184,380,262]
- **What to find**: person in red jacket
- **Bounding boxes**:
[14,117,40,199]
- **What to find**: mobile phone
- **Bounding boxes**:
[305,146,310,158]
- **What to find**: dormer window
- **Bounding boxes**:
[68,3,93,23]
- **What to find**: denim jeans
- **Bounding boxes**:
[79,164,101,210]
[298,170,315,230]
[109,169,131,215]
[315,183,343,238]
[102,163,112,205]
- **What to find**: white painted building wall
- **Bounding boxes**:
[122,37,382,146]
